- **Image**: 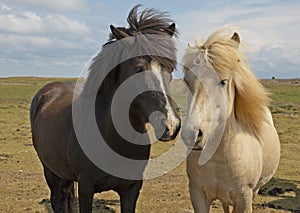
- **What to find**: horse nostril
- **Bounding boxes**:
[158,118,180,141]
[197,130,203,139]
[166,123,174,136]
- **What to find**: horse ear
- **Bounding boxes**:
[231,32,240,45]
[164,23,176,37]
[110,25,130,40]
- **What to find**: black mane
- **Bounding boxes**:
[84,5,177,95]
[106,5,178,43]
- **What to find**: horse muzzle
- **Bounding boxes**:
[158,117,181,141]
[181,127,204,151]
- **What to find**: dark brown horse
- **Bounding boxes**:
[30,5,181,213]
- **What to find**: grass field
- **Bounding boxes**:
[0,77,299,212]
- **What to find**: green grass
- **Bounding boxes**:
[0,77,299,212]
[0,77,80,213]
[258,84,300,212]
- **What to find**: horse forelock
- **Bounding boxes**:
[183,28,270,137]
[104,4,177,69]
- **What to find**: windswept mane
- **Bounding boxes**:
[107,5,178,42]
[184,28,270,136]
[83,5,177,96]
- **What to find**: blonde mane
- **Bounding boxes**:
[183,28,270,137]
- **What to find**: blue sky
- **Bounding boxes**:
[0,0,299,78]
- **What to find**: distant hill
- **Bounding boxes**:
[260,78,300,85]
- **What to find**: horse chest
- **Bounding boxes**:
[187,141,262,190]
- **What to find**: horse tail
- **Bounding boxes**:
[29,91,44,128]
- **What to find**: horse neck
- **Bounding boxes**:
[95,84,148,135]
[93,89,151,160]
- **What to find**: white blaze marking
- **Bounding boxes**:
[150,60,178,133]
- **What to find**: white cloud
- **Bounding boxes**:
[234,5,300,45]
[0,1,299,78]
[0,5,12,13]
[44,14,90,35]
[0,8,90,36]
[249,43,300,78]
[175,1,300,78]
[0,34,53,50]
[0,12,43,34]
[1,0,88,12]
[0,4,97,77]
[236,28,265,52]
[177,2,300,45]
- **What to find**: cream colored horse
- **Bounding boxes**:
[181,29,280,213]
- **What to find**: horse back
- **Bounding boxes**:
[30,81,79,180]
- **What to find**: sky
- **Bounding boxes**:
[0,0,299,79]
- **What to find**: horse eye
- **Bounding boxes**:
[135,66,144,73]
[220,79,228,86]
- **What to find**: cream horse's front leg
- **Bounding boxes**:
[189,181,212,213]
[232,188,253,213]
[222,203,230,213]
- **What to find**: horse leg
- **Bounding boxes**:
[61,180,76,213]
[43,164,62,212]
[189,181,212,213]
[78,181,94,213]
[232,189,253,213]
[118,180,143,213]
[222,203,231,213]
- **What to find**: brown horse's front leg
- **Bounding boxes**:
[118,180,143,213]
[61,180,76,213]
[78,181,94,213]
